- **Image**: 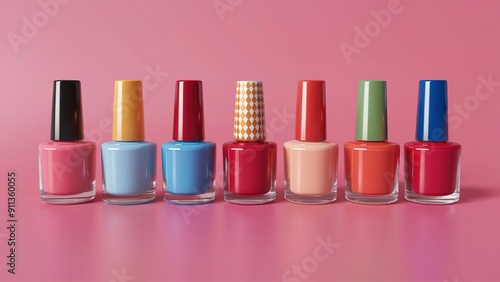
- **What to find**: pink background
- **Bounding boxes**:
[1,0,499,281]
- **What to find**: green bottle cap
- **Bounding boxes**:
[355,80,388,141]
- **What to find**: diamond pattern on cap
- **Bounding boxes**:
[234,81,266,141]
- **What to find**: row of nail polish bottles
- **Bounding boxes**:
[38,79,461,205]
[102,80,217,205]
[38,80,216,205]
[283,79,460,205]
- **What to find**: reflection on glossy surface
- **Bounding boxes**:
[401,205,459,281]
[10,186,500,281]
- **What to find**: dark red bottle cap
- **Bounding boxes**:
[173,80,205,141]
[295,80,326,142]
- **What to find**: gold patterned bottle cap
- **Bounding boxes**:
[234,81,266,141]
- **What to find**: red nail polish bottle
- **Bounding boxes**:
[223,81,277,204]
[405,80,461,204]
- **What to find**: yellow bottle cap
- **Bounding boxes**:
[112,80,145,141]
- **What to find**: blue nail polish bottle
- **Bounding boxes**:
[161,80,216,204]
[101,80,157,205]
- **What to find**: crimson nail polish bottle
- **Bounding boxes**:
[405,80,461,204]
[39,80,96,204]
[223,81,277,204]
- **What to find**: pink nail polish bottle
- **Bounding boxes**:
[38,80,96,204]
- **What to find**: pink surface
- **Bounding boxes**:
[0,0,499,281]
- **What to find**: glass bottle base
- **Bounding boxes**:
[40,185,96,205]
[103,184,156,205]
[163,186,216,205]
[284,189,337,205]
[224,189,276,205]
[345,184,398,205]
[405,188,459,205]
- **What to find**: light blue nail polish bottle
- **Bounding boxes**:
[101,80,157,205]
[161,80,216,204]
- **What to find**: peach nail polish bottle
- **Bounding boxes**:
[344,80,399,205]
[284,80,338,204]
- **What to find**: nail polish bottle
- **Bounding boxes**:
[344,80,400,205]
[405,80,461,204]
[284,80,338,204]
[223,81,277,204]
[101,80,157,205]
[39,80,96,204]
[161,80,216,204]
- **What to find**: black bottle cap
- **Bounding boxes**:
[50,80,84,141]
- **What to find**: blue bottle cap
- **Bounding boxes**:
[416,80,448,142]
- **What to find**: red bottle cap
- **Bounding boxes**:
[295,80,326,142]
[173,80,205,141]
